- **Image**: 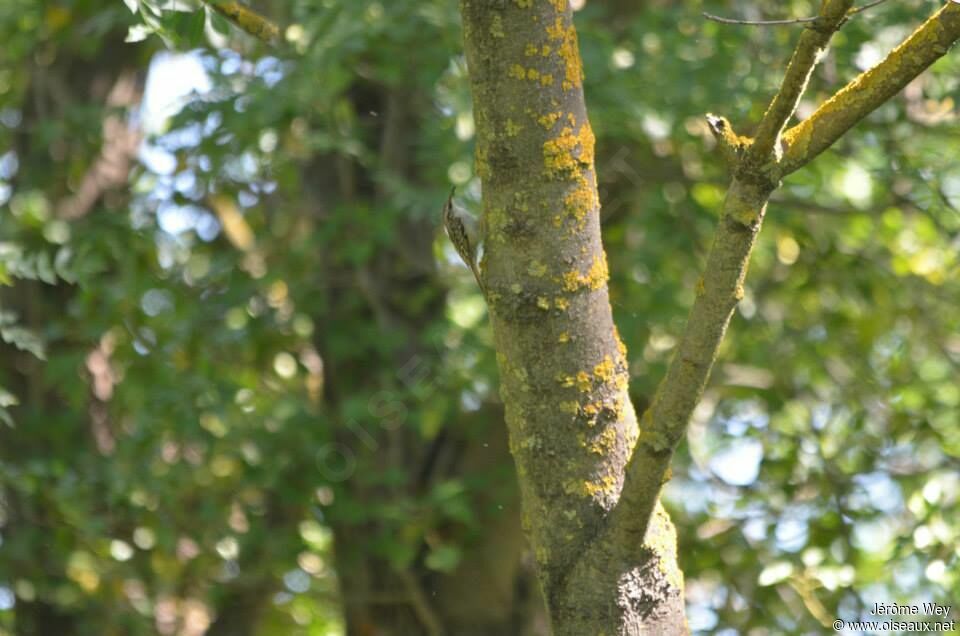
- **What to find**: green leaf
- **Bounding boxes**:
[0,325,46,360]
[0,387,16,427]
[139,0,162,18]
[206,7,232,37]
[54,247,76,284]
[0,386,17,408]
[164,9,208,49]
[126,24,153,43]
[35,251,56,284]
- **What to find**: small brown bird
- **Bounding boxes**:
[442,187,485,293]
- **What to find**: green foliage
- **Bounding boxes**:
[125,0,209,48]
[0,0,957,634]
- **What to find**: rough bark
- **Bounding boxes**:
[458,1,960,633]
[459,1,685,633]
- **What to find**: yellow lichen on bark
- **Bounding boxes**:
[528,260,548,277]
[509,64,527,80]
[563,174,598,230]
[543,123,594,177]
[538,111,562,128]
[614,325,628,358]
[206,1,279,43]
[559,253,609,292]
[584,426,619,455]
[582,401,600,418]
[593,355,615,382]
[575,371,591,392]
[643,504,685,592]
[475,145,490,179]
[545,16,584,91]
[580,473,618,499]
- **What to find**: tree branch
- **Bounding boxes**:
[702,12,818,27]
[202,0,280,44]
[747,0,854,167]
[781,3,960,174]
[397,568,445,636]
[609,177,772,545]
[609,0,960,545]
[848,0,890,17]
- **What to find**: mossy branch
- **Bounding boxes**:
[610,0,960,545]
[202,0,279,44]
[610,177,772,546]
[781,2,960,174]
[706,113,752,169]
[746,0,854,168]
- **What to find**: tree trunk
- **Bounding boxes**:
[458,1,686,633]
[458,0,960,632]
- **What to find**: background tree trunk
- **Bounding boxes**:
[304,77,548,636]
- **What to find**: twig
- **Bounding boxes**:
[397,568,445,636]
[702,12,817,26]
[57,72,142,220]
[703,0,888,27]
[849,0,890,16]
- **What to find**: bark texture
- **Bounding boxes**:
[458,1,960,633]
[459,1,685,633]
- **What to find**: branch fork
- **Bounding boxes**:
[609,0,960,545]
